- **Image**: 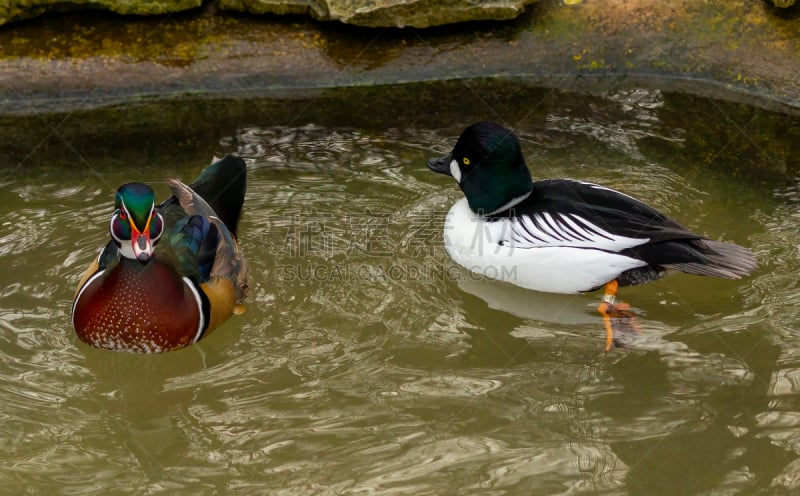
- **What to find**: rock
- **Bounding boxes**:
[203,0,540,28]
[216,0,316,17]
[331,0,539,28]
[0,0,537,27]
[0,0,203,25]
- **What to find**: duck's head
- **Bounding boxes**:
[427,121,534,215]
[110,183,164,263]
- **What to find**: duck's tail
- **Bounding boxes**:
[189,155,247,238]
[664,240,757,279]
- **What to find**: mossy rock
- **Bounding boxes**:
[0,0,202,25]
[0,0,539,28]
[218,0,539,28]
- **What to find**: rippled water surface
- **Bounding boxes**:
[1,87,800,495]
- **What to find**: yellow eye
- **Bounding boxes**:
[463,157,470,165]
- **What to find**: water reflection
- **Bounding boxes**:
[0,89,799,493]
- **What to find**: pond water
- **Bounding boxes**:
[1,84,800,495]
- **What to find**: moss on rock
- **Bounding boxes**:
[0,1,204,25]
[0,0,538,27]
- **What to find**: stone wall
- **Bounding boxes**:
[0,0,798,115]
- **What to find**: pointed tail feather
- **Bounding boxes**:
[189,155,247,237]
[665,240,757,279]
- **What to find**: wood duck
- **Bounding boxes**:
[71,156,249,353]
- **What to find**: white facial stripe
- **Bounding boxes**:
[109,213,118,241]
[449,159,462,183]
[109,205,134,259]
[151,213,164,242]
[120,199,132,221]
[110,200,132,239]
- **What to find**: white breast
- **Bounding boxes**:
[442,199,648,294]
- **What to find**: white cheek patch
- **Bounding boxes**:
[449,159,462,183]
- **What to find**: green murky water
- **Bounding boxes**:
[1,85,799,494]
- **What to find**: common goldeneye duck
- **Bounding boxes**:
[427,121,757,350]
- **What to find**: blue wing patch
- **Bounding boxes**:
[171,215,219,282]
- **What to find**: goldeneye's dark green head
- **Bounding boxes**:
[427,121,534,215]
[110,183,164,262]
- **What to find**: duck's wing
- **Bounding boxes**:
[168,214,220,282]
[166,179,249,303]
[492,179,756,278]
[491,179,690,250]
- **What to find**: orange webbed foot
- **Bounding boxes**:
[597,280,641,352]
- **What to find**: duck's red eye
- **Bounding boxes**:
[119,210,127,221]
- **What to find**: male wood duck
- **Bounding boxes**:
[428,122,758,351]
[71,156,249,353]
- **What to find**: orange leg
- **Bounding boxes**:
[597,280,619,352]
[596,280,640,352]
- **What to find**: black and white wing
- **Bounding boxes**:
[491,179,756,278]
[492,179,690,251]
[498,208,651,252]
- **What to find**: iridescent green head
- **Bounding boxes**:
[427,122,534,215]
[110,183,164,262]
